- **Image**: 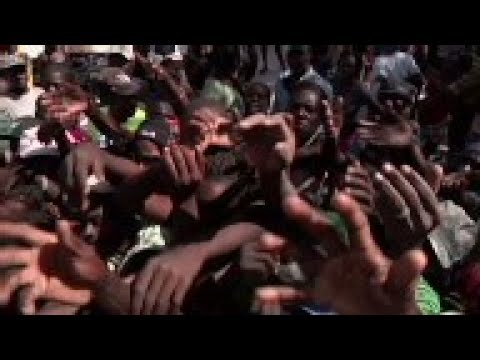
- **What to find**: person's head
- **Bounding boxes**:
[287,45,311,78]
[183,97,233,149]
[289,81,328,145]
[40,63,72,91]
[337,50,363,83]
[244,82,271,116]
[211,46,240,81]
[100,68,144,121]
[8,64,28,96]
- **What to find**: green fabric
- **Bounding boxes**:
[124,107,147,133]
[325,211,350,247]
[416,277,442,315]
[200,78,245,118]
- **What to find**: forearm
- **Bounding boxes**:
[103,151,144,179]
[154,71,191,110]
[200,222,265,261]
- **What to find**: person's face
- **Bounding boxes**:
[9,65,28,95]
[338,55,357,82]
[183,106,232,148]
[245,86,270,115]
[290,89,323,144]
[287,51,310,77]
[43,70,66,91]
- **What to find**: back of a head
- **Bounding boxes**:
[211,46,240,79]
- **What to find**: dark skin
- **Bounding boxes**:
[7,65,28,98]
[287,51,310,80]
[244,83,271,116]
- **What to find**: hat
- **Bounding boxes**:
[137,117,173,149]
[97,67,145,97]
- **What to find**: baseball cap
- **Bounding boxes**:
[137,117,173,148]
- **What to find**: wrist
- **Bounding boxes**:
[189,242,211,263]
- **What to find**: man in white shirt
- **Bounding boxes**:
[0,55,44,120]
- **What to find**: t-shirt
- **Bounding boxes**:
[0,87,44,119]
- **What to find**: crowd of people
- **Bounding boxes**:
[0,44,479,315]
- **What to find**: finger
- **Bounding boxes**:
[357,120,378,127]
[56,220,90,257]
[142,267,168,315]
[236,114,268,131]
[74,158,90,211]
[172,277,194,314]
[182,147,202,183]
[332,193,387,269]
[16,284,42,315]
[93,160,106,183]
[283,195,346,256]
[42,277,91,305]
[344,188,373,207]
[154,271,179,315]
[257,232,287,254]
[0,268,36,306]
[0,248,33,268]
[195,148,207,176]
[0,223,57,246]
[243,252,278,276]
[255,286,307,310]
[373,172,408,215]
[346,164,370,180]
[383,163,428,230]
[170,146,190,184]
[163,147,180,182]
[400,165,441,225]
[343,174,373,193]
[131,259,158,315]
[387,249,428,302]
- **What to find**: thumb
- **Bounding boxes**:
[56,220,89,257]
[258,232,287,253]
[17,284,42,315]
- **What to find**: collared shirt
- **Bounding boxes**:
[273,67,333,113]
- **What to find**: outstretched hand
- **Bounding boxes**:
[276,190,427,314]
[0,222,93,314]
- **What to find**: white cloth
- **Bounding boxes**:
[372,51,421,87]
[18,125,59,158]
[0,87,44,119]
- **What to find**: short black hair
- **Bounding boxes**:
[244,81,271,97]
[292,80,328,101]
